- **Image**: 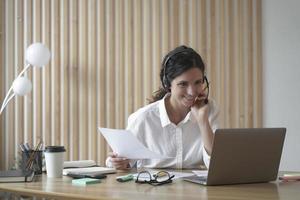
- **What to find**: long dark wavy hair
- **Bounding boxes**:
[148,45,205,103]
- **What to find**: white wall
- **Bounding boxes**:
[262,0,300,171]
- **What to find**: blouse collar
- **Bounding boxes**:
[158,93,193,127]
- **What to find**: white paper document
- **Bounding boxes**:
[98,127,173,159]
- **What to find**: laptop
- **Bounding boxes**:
[184,128,286,186]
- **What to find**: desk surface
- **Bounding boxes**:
[0,170,299,200]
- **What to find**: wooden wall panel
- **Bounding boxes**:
[0,0,5,169]
[0,0,262,170]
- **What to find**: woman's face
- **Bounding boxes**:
[169,67,205,108]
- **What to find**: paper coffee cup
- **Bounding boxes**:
[44,146,66,178]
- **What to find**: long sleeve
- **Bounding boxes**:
[202,99,220,168]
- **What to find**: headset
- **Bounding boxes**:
[162,47,209,104]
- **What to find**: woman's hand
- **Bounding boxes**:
[108,152,130,170]
[191,96,214,155]
[191,96,209,124]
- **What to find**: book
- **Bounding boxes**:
[72,178,101,186]
[63,166,116,176]
[0,170,35,183]
[63,160,97,168]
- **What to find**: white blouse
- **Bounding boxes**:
[106,95,219,169]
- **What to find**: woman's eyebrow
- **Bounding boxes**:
[176,80,188,84]
[195,78,204,82]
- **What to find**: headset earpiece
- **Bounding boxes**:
[162,66,169,89]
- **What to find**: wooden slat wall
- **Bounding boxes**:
[0,0,262,170]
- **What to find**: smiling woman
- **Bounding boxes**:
[106,46,219,170]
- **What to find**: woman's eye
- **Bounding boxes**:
[195,80,203,85]
[178,82,188,87]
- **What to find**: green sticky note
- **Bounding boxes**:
[72,178,101,186]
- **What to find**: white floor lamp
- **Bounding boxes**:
[0,43,51,114]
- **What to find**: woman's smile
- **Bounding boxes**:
[183,95,196,106]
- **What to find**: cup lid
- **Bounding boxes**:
[44,146,66,153]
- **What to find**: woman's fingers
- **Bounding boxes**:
[195,96,206,103]
[108,152,118,157]
[193,96,208,108]
[108,152,130,169]
[111,158,130,169]
[111,157,128,162]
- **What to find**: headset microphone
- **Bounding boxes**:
[204,99,208,104]
[203,76,209,104]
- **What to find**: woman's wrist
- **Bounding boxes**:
[196,117,209,129]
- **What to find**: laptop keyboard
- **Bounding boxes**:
[198,176,207,181]
[186,175,207,181]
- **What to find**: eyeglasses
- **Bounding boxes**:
[135,171,175,186]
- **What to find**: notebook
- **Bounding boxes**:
[63,166,116,176]
[184,128,286,186]
[0,170,35,183]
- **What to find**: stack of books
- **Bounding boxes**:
[63,160,116,177]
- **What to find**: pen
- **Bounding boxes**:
[19,143,26,152]
[24,143,31,151]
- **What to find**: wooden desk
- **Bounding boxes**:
[0,171,299,200]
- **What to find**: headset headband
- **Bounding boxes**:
[162,48,195,89]
[163,48,195,69]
